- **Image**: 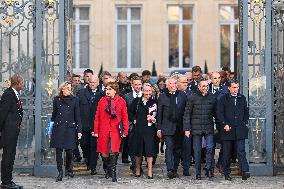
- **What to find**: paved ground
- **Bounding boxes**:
[11,155,284,189]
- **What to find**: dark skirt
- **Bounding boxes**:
[50,123,77,150]
[130,125,157,157]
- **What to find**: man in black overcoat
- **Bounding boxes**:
[123,76,143,171]
[0,74,24,188]
[157,77,187,179]
[217,79,250,181]
[77,75,103,175]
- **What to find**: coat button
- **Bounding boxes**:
[60,105,62,107]
[59,113,62,115]
[66,121,68,123]
[67,106,70,108]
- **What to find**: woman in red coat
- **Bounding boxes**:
[94,81,128,182]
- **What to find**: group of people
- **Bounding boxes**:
[0,65,250,188]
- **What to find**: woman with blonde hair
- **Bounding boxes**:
[50,81,82,182]
[94,81,129,182]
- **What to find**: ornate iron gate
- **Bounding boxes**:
[240,0,274,175]
[272,0,284,175]
[0,0,73,176]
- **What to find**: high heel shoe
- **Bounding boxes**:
[134,173,141,177]
[148,174,153,179]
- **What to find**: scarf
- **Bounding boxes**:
[105,96,117,119]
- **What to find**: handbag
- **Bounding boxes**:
[118,121,124,138]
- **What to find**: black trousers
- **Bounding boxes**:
[121,136,129,161]
[1,139,18,184]
[80,131,98,169]
[56,148,73,171]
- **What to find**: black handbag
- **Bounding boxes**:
[118,121,124,138]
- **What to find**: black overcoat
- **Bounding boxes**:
[50,96,82,150]
[217,93,249,140]
[76,87,103,132]
[157,90,187,136]
[0,87,23,148]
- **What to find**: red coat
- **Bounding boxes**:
[94,95,129,153]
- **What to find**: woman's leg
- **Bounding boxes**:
[146,157,153,178]
[55,148,63,181]
[65,149,74,177]
[135,156,141,176]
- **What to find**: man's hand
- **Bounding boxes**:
[94,134,98,138]
[185,130,190,138]
[224,125,231,132]
[157,130,162,138]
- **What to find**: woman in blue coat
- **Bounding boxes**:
[50,81,82,182]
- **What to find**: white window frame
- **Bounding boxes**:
[167,5,194,70]
[73,7,90,70]
[218,5,239,71]
[115,6,142,70]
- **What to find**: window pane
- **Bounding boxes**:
[183,25,192,68]
[131,25,141,68]
[117,7,127,20]
[183,7,193,20]
[72,25,76,68]
[79,25,89,68]
[220,25,230,68]
[117,25,127,68]
[79,7,89,20]
[168,6,179,21]
[131,8,141,20]
[169,24,179,68]
[219,5,231,21]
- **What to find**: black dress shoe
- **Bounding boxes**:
[225,175,232,181]
[56,170,63,182]
[122,159,130,163]
[148,174,153,179]
[1,181,22,189]
[134,174,141,177]
[73,156,82,162]
[167,171,174,179]
[66,170,74,178]
[196,174,201,180]
[91,169,97,175]
[242,172,250,180]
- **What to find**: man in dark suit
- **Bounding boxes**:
[123,76,143,170]
[77,75,103,175]
[0,74,24,188]
[157,77,187,179]
[217,79,250,181]
[189,66,202,93]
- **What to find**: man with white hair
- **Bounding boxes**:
[157,77,187,179]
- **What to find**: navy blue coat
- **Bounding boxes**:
[76,87,103,132]
[217,93,249,140]
[50,96,82,150]
[157,90,187,136]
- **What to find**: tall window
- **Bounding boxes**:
[73,7,90,69]
[167,6,193,69]
[219,5,239,70]
[116,7,142,69]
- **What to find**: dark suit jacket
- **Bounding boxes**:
[76,87,103,132]
[157,90,187,136]
[0,87,23,148]
[217,93,249,140]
